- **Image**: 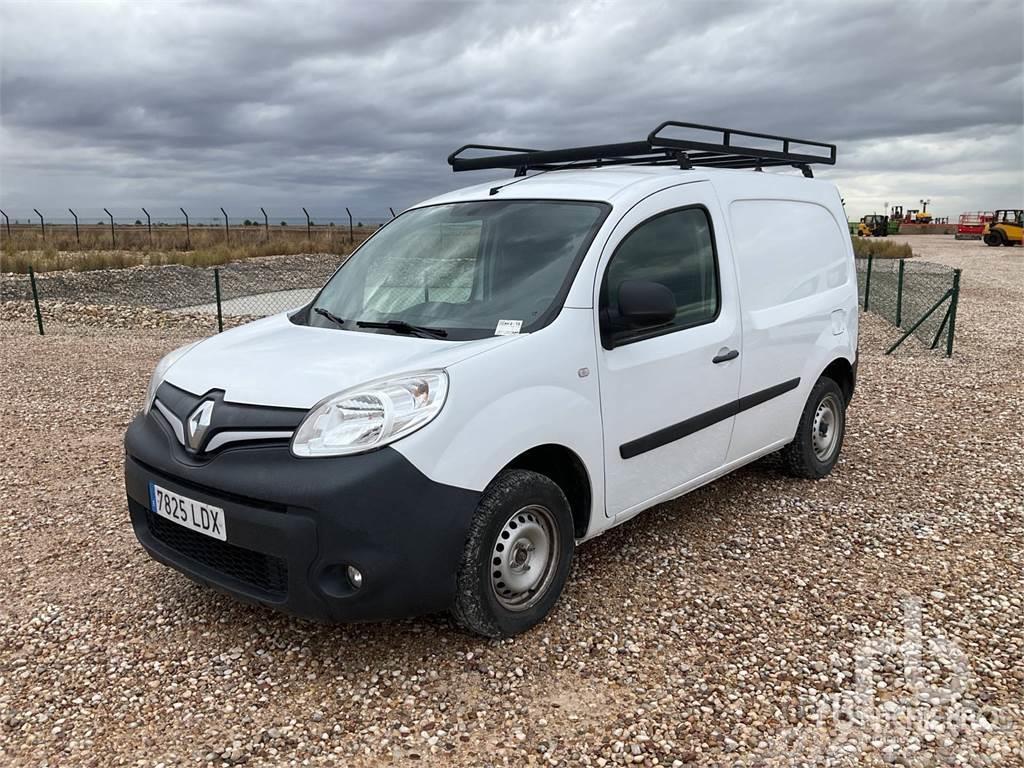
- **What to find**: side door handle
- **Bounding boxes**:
[712,348,739,364]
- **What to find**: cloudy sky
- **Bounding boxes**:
[1,0,1021,224]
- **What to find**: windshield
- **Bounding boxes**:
[306,200,609,340]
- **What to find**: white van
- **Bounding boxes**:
[125,123,858,637]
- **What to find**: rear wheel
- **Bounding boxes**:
[984,231,1003,246]
[781,377,846,479]
[451,469,575,638]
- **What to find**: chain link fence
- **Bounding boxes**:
[1,253,345,334]
[857,256,961,356]
[0,220,483,334]
[187,256,343,330]
[4,251,960,357]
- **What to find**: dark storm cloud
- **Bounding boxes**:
[1,0,1021,222]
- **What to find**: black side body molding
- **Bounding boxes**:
[619,378,801,459]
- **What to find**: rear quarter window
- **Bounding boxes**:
[728,200,849,311]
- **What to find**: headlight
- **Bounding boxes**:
[291,370,448,457]
[144,341,199,414]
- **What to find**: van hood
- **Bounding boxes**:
[163,313,520,409]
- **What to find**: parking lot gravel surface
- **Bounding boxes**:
[1,237,1021,766]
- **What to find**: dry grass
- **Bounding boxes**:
[0,225,374,273]
[851,236,913,259]
[2,226,914,273]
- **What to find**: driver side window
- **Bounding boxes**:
[601,206,720,344]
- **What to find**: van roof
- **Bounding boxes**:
[419,165,840,211]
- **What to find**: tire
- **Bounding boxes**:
[451,469,575,638]
[781,377,846,479]
[984,232,1002,247]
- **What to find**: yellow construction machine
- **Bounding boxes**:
[913,199,933,224]
[983,209,1023,246]
[857,214,890,237]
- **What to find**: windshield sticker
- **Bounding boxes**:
[495,319,523,336]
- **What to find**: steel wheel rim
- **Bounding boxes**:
[490,504,559,612]
[812,393,842,462]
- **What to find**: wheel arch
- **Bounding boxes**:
[821,356,855,404]
[502,444,592,539]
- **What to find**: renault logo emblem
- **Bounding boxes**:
[186,400,215,451]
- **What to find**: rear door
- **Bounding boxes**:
[594,182,742,517]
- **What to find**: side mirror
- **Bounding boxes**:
[617,279,676,328]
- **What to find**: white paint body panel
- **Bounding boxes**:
[163,312,519,409]
[723,192,858,462]
[159,166,857,542]
[591,182,742,514]
[392,309,607,519]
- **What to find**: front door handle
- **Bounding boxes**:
[712,348,739,364]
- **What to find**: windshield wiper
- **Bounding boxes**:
[313,307,346,327]
[355,320,448,339]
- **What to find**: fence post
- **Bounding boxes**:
[220,207,229,244]
[28,265,44,335]
[214,268,224,333]
[33,209,45,241]
[895,258,905,326]
[142,208,152,247]
[261,207,269,241]
[180,207,191,250]
[68,208,80,244]
[863,253,874,311]
[104,208,115,247]
[0,209,9,239]
[346,207,353,244]
[946,269,961,358]
[303,207,312,241]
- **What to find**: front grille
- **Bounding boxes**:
[146,510,288,597]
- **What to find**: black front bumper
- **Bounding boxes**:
[124,410,481,622]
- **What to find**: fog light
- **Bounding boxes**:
[346,565,363,590]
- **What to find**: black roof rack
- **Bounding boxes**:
[448,121,836,179]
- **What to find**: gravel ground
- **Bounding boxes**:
[1,237,1021,766]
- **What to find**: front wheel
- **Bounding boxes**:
[781,377,846,479]
[984,232,1002,246]
[451,469,575,638]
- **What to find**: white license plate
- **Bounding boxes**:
[149,482,227,541]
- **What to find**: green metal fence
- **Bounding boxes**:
[4,257,338,334]
[857,256,961,356]
[8,255,960,357]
